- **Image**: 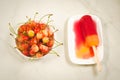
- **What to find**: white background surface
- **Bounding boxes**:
[0,0,120,80]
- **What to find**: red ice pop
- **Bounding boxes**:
[74,18,94,59]
[80,15,99,47]
[80,15,102,71]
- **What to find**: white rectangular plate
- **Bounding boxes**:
[67,14,104,65]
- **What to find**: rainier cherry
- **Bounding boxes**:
[39,44,49,53]
[31,44,39,52]
[42,37,49,43]
[30,37,38,45]
[36,32,43,39]
[27,30,35,37]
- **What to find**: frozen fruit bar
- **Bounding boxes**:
[80,15,99,47]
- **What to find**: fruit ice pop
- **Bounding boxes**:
[80,15,102,71]
[80,15,99,47]
[74,17,94,59]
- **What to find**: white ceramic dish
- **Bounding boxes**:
[67,14,104,65]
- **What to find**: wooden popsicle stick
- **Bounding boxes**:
[92,46,102,72]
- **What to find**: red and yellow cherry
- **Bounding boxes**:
[27,30,35,37]
[39,44,49,53]
[42,37,49,43]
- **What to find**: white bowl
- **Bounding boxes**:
[67,14,104,65]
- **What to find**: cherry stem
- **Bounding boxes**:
[9,23,17,36]
[53,39,63,49]
[49,25,55,30]
[52,43,63,49]
[50,50,60,57]
[10,33,16,39]
[53,29,59,33]
[26,16,31,22]
[46,14,53,24]
[39,14,53,23]
[33,12,39,20]
[47,20,54,24]
[54,39,62,44]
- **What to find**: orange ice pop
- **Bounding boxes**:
[80,15,102,71]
